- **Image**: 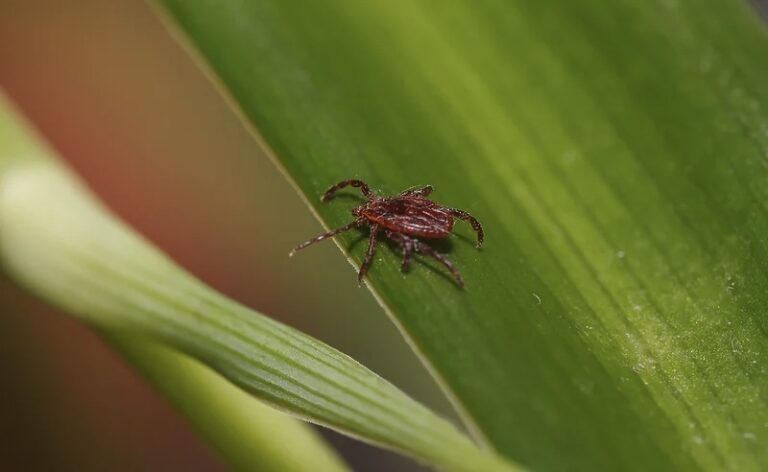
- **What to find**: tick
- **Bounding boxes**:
[290,179,484,287]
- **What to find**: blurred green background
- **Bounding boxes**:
[0,1,456,470]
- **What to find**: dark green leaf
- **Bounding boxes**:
[154,0,768,469]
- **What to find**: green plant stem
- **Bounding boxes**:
[108,335,349,472]
[0,93,347,472]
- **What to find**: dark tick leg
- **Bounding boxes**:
[393,233,415,271]
[448,209,484,248]
[413,239,465,288]
[290,219,362,256]
[388,232,464,288]
[358,224,381,284]
[386,232,412,271]
[322,179,373,202]
[400,243,414,271]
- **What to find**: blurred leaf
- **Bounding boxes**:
[0,93,516,472]
[109,335,349,472]
[154,0,768,470]
[0,95,349,472]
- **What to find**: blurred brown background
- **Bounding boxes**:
[0,1,456,470]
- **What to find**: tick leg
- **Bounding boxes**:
[322,179,373,202]
[413,239,465,288]
[400,243,414,271]
[400,185,433,198]
[358,224,381,284]
[448,209,484,248]
[289,219,362,256]
[388,231,415,271]
[388,232,465,288]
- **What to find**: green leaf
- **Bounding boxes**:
[153,0,768,470]
[0,93,517,472]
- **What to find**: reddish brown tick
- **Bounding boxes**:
[290,179,484,287]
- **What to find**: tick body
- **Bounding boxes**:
[290,179,484,288]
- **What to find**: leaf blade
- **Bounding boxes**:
[154,0,768,469]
